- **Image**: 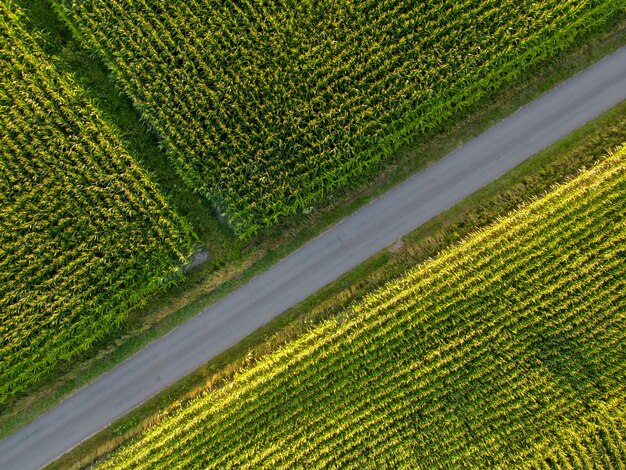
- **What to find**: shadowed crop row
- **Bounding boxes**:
[0,2,196,403]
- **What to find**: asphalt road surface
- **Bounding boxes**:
[2,46,626,470]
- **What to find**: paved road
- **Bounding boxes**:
[2,46,626,470]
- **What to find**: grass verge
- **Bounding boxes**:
[48,89,626,470]
[1,0,624,450]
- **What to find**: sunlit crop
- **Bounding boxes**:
[54,0,622,236]
[102,144,626,468]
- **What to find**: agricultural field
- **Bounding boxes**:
[52,0,623,237]
[0,3,196,403]
[101,143,626,468]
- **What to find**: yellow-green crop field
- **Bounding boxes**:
[102,143,626,468]
[53,0,623,237]
[0,3,196,403]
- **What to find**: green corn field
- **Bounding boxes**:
[101,143,626,468]
[0,3,196,403]
[53,0,623,237]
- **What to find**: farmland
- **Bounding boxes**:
[0,3,196,403]
[101,143,626,468]
[53,0,623,237]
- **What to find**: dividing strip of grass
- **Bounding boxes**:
[12,0,236,255]
[48,89,626,470]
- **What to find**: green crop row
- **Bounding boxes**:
[0,3,196,403]
[53,0,623,237]
[101,143,626,468]
[538,407,626,469]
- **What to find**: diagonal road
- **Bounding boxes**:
[2,46,626,470]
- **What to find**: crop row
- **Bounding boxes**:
[53,0,623,237]
[0,3,196,402]
[101,142,626,467]
[537,407,626,469]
